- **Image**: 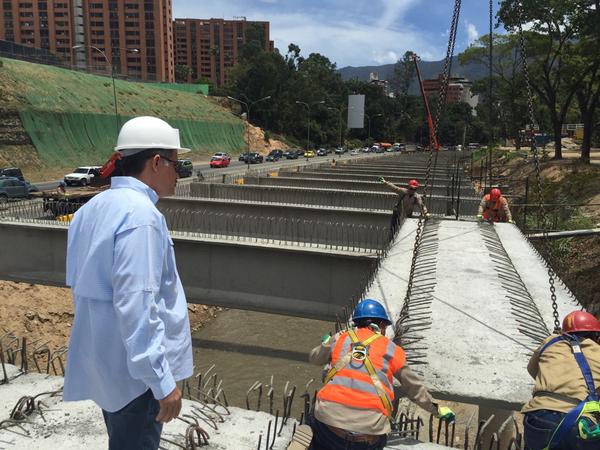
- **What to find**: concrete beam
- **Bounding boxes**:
[189,183,480,216]
[366,219,580,410]
[0,220,378,320]
[243,175,476,197]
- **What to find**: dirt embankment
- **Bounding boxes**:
[0,281,221,354]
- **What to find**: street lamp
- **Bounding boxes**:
[72,45,139,137]
[328,106,354,149]
[365,113,383,143]
[296,100,325,151]
[227,95,271,169]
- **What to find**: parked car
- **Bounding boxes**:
[295,149,306,158]
[0,167,25,181]
[176,159,194,177]
[304,150,316,158]
[0,177,29,204]
[393,143,406,152]
[334,147,346,155]
[266,149,284,161]
[210,156,230,168]
[284,150,298,159]
[316,148,327,156]
[64,166,101,186]
[468,143,481,150]
[350,149,361,156]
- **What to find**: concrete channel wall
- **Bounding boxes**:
[189,183,480,216]
[0,220,378,319]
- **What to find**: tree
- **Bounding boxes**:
[499,0,593,159]
[174,64,192,83]
[460,34,529,148]
[391,51,417,97]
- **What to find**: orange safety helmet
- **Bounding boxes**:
[490,188,502,200]
[562,311,600,334]
[408,179,420,189]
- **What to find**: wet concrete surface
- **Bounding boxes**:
[192,309,335,418]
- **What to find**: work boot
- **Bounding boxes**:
[287,424,313,450]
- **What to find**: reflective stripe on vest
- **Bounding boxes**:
[318,328,402,416]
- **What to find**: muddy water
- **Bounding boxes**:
[192,309,334,417]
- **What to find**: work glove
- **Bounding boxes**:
[378,176,386,183]
[438,406,455,422]
[321,334,331,345]
[476,214,484,221]
[508,219,515,224]
[425,213,431,220]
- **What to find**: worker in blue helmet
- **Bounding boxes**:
[288,299,454,450]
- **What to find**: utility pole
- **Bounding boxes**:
[296,100,325,151]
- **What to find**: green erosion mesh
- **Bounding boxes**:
[1,58,245,166]
[19,111,245,167]
[147,83,210,95]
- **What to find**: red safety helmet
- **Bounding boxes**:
[562,311,600,334]
[408,179,420,190]
[490,188,502,200]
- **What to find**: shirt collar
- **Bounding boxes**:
[110,176,159,205]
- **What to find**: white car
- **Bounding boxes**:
[64,166,101,186]
[351,149,360,156]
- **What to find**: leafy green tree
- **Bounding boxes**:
[499,0,594,159]
[175,64,192,83]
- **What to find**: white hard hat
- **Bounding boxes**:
[115,116,191,155]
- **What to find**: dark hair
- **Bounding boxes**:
[574,331,600,342]
[116,149,174,177]
[354,318,387,328]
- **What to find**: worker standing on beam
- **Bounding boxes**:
[522,311,600,450]
[379,178,429,219]
[477,187,514,223]
[63,116,193,450]
[289,299,454,450]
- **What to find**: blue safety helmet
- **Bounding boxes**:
[352,299,391,325]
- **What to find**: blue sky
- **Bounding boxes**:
[173,0,498,68]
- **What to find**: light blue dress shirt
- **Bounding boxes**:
[63,176,193,413]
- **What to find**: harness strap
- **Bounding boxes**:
[537,334,600,449]
[323,330,392,416]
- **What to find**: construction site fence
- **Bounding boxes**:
[19,110,245,167]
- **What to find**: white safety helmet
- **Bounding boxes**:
[115,116,191,156]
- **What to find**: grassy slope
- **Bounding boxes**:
[0,58,245,176]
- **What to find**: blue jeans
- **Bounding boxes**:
[102,389,163,450]
[524,410,600,450]
[310,418,387,450]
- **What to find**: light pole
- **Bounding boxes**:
[365,113,383,143]
[227,95,271,169]
[296,100,325,151]
[72,45,138,137]
[328,106,354,149]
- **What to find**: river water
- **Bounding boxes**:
[191,309,334,418]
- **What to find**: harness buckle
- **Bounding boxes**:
[351,344,368,361]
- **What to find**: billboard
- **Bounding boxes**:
[347,94,365,129]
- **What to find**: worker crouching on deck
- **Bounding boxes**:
[291,299,454,450]
[522,311,600,450]
[477,187,514,223]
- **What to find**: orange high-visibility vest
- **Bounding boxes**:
[317,328,406,416]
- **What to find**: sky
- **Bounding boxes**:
[173,0,498,68]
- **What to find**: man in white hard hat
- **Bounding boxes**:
[63,117,192,450]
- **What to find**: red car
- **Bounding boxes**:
[210,156,230,168]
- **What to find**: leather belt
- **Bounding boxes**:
[326,424,382,444]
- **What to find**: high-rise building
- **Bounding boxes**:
[0,0,174,82]
[422,75,477,104]
[174,18,273,86]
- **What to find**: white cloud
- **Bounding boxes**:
[173,0,443,67]
[465,21,479,45]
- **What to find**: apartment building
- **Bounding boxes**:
[0,0,174,82]
[174,18,273,86]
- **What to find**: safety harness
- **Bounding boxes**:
[536,334,600,449]
[323,329,393,416]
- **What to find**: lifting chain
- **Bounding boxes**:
[515,6,560,333]
[396,0,462,337]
